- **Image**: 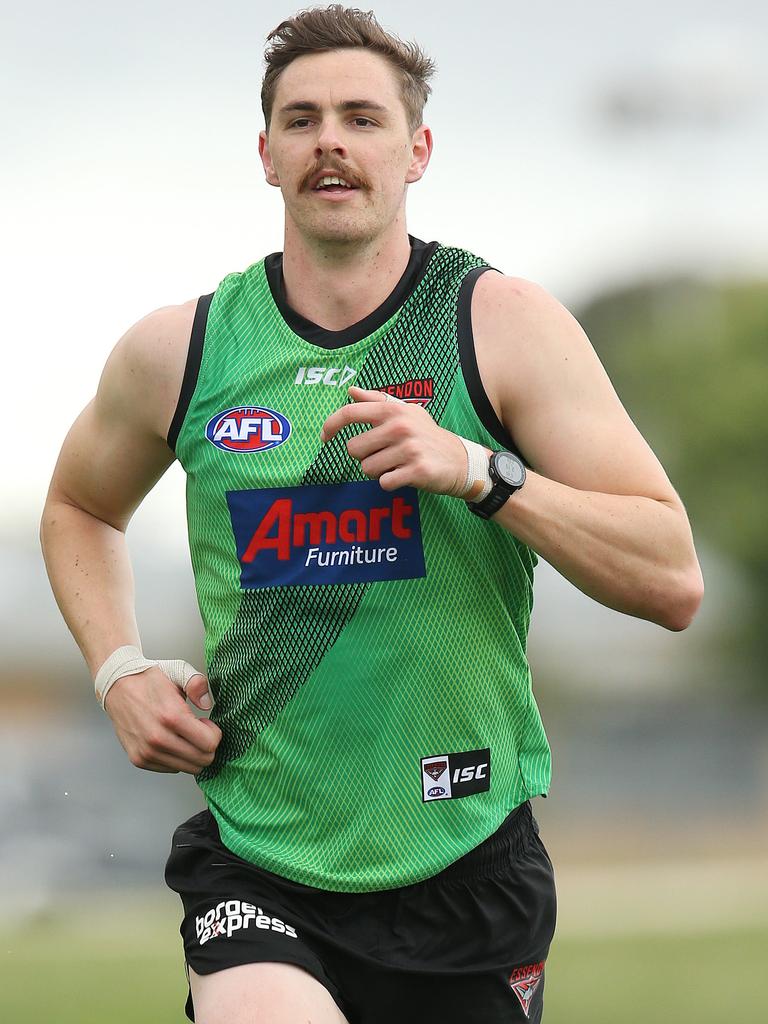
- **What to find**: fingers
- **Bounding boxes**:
[347,385,390,403]
[173,707,222,753]
[339,412,424,485]
[321,403,389,443]
[355,441,417,482]
[139,755,200,775]
[126,705,221,774]
[149,657,215,716]
[106,666,221,776]
[156,658,213,710]
[321,385,420,441]
[377,467,414,492]
[345,423,398,462]
[138,762,180,774]
[184,672,214,710]
[323,386,467,496]
[139,724,220,775]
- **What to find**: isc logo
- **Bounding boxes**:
[453,765,488,783]
[206,406,291,453]
[295,366,357,387]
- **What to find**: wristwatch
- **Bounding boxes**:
[467,450,527,519]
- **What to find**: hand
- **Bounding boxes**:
[321,386,467,495]
[104,665,222,774]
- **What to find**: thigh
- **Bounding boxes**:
[189,962,352,1024]
[165,811,352,1022]
[337,958,548,1024]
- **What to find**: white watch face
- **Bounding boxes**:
[496,452,525,488]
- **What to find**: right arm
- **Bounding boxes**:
[40,300,221,774]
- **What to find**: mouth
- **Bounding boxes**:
[307,173,362,197]
[312,187,360,201]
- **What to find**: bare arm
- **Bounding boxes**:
[40,300,221,772]
[471,272,703,630]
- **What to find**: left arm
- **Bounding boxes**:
[321,274,704,631]
[484,470,700,630]
[470,272,704,630]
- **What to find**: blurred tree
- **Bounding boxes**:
[576,277,768,689]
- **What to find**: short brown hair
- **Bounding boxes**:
[262,5,436,135]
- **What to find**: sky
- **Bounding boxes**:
[3,0,767,520]
[2,1,767,682]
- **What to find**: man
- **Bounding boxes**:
[40,6,704,1023]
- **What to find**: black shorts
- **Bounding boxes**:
[164,802,557,1023]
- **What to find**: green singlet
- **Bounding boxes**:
[169,237,551,893]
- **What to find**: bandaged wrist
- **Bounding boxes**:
[94,644,207,709]
[94,645,153,707]
[457,437,493,501]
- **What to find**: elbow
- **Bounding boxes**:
[39,491,64,548]
[39,500,53,553]
[658,566,705,632]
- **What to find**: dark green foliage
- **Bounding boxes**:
[577,276,768,684]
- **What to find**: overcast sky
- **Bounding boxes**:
[2,0,767,530]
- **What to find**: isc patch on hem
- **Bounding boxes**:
[421,748,491,802]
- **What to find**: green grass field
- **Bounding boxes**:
[2,902,766,1023]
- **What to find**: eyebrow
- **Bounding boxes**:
[278,100,389,116]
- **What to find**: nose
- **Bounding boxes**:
[314,117,347,160]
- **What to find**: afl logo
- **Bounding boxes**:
[427,787,446,798]
[206,406,291,453]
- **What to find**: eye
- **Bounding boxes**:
[289,118,312,128]
[352,117,375,127]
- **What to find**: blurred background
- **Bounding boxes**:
[1,0,766,1020]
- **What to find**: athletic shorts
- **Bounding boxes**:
[164,802,557,1023]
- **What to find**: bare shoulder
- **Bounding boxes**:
[472,270,589,363]
[470,270,604,433]
[100,298,198,441]
[469,270,681,503]
[47,298,199,527]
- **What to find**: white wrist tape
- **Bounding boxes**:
[94,644,207,709]
[458,437,493,501]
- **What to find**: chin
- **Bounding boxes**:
[306,218,380,247]
[289,200,388,247]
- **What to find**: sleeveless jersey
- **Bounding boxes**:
[170,239,551,892]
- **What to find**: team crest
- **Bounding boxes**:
[509,961,545,1018]
[424,760,447,782]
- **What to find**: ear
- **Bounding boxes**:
[405,125,433,185]
[258,129,281,187]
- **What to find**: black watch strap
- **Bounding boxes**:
[467,450,526,519]
[467,487,510,520]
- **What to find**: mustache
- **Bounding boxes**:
[300,165,367,191]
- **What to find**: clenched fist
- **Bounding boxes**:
[105,665,221,774]
[321,386,470,495]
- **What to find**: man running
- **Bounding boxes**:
[40,6,703,1023]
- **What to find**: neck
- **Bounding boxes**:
[280,216,412,331]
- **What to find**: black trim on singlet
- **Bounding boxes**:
[457,266,524,459]
[167,291,214,452]
[264,235,440,350]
